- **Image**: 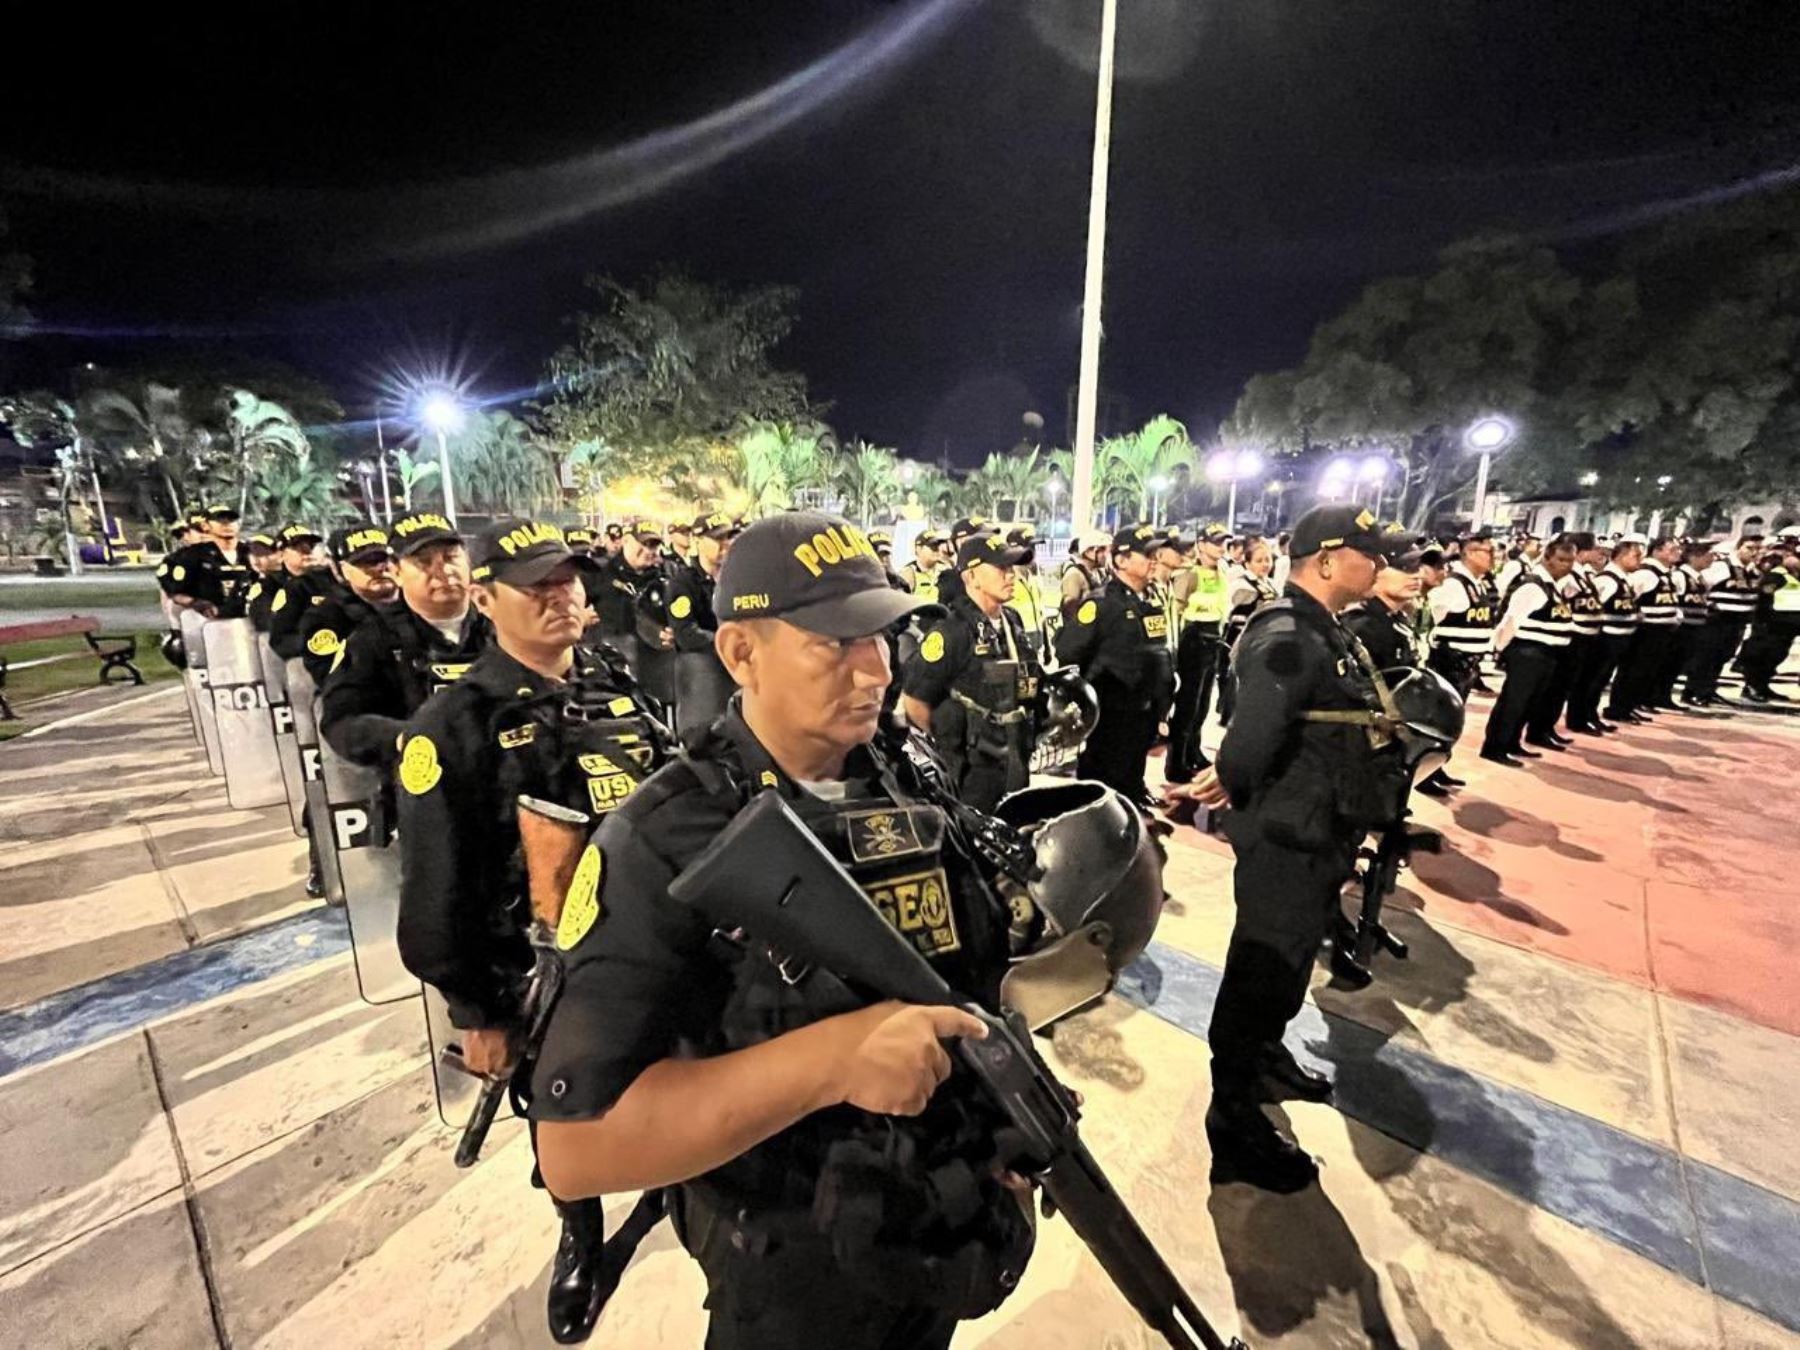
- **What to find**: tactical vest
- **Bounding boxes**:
[1638,562,1682,626]
[1059,560,1102,617]
[1431,572,1496,654]
[1677,567,1710,626]
[936,605,1039,806]
[1567,568,1605,637]
[1226,575,1279,647]
[1597,566,1641,637]
[1708,564,1760,622]
[1182,565,1229,630]
[386,610,483,712]
[1504,572,1575,648]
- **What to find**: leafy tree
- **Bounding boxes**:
[76,382,226,521]
[225,389,311,515]
[834,440,900,526]
[253,453,350,527]
[393,448,441,512]
[966,448,1047,520]
[736,421,838,515]
[542,272,814,480]
[1099,414,1193,520]
[450,410,561,515]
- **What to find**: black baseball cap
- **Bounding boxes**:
[389,511,462,558]
[916,529,949,549]
[329,523,394,565]
[1199,522,1230,545]
[246,532,278,551]
[957,530,1032,570]
[470,518,585,587]
[628,519,663,544]
[1288,504,1389,561]
[1112,523,1164,556]
[203,504,240,522]
[278,522,322,548]
[715,511,932,638]
[666,518,694,536]
[603,522,624,541]
[692,510,742,541]
[565,526,598,549]
[951,515,991,541]
[869,529,894,553]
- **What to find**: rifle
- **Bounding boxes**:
[668,790,1246,1350]
[448,921,564,1168]
[1350,798,1440,970]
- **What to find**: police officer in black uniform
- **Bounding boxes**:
[1175,505,1406,1192]
[240,530,284,629]
[528,511,1027,1350]
[870,530,908,591]
[157,505,252,617]
[591,521,674,696]
[396,518,673,1344]
[899,529,1041,813]
[1341,533,1426,673]
[280,524,400,688]
[666,510,743,734]
[1053,524,1172,807]
[320,512,492,771]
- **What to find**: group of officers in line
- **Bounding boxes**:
[150,494,1799,1349]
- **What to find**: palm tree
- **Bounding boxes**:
[452,410,561,514]
[77,382,221,519]
[966,449,1048,520]
[224,389,311,516]
[834,440,901,527]
[1100,414,1193,521]
[393,449,440,511]
[253,454,348,526]
[735,421,841,515]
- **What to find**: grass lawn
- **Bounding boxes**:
[0,575,162,613]
[0,629,181,740]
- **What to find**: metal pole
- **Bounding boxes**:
[1069,0,1119,534]
[435,428,458,525]
[1470,451,1492,529]
[376,416,394,522]
[1227,479,1239,532]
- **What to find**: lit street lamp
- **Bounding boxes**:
[1206,448,1264,531]
[1463,415,1516,530]
[1044,473,1064,544]
[418,389,467,525]
[1147,474,1171,527]
[1356,455,1390,516]
[1319,455,1354,503]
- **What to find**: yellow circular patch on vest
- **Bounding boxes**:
[1077,600,1098,624]
[306,629,341,657]
[172,565,186,582]
[921,630,945,662]
[557,845,604,950]
[669,594,692,619]
[272,589,288,613]
[399,735,442,796]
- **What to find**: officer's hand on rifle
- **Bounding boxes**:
[1169,766,1230,811]
[461,1025,516,1077]
[827,1000,988,1117]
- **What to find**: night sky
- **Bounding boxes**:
[7,0,1800,463]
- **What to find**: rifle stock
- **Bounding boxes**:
[668,790,1244,1350]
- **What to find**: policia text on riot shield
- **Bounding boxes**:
[668,791,1245,1350]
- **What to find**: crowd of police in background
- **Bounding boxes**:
[147,497,1800,1344]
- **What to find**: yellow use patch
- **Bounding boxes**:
[1077,600,1098,625]
[399,735,443,795]
[669,594,692,619]
[921,630,946,662]
[272,589,287,612]
[557,846,604,950]
[306,629,341,657]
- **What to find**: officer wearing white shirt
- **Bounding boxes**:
[1618,536,1685,716]
[1688,536,1764,704]
[1480,536,1577,766]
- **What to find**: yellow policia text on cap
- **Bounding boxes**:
[344,528,389,554]
[791,522,880,579]
[394,513,452,537]
[495,521,565,555]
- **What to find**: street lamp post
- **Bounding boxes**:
[1069,0,1120,534]
[1463,415,1516,531]
[1357,456,1390,519]
[419,390,466,525]
[1044,474,1064,544]
[1207,449,1264,530]
[1147,474,1170,528]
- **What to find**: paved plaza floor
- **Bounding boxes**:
[2,684,1798,1348]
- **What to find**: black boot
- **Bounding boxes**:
[305,851,325,900]
[548,1198,615,1344]
[1206,1096,1318,1193]
[1256,1042,1334,1102]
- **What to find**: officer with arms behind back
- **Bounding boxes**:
[396,518,672,1343]
[530,511,1036,1350]
[1176,505,1407,1192]
[899,529,1041,813]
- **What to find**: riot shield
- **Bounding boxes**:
[674,649,734,736]
[258,636,308,837]
[317,736,416,1006]
[424,984,514,1132]
[286,659,345,906]
[201,619,287,811]
[179,609,224,777]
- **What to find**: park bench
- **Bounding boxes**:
[0,615,143,720]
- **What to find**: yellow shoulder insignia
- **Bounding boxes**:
[669,594,692,619]
[272,589,287,613]
[306,629,341,657]
[498,724,537,749]
[556,846,604,950]
[607,696,635,716]
[920,630,946,663]
[248,582,263,602]
[1077,599,1098,624]
[330,646,346,673]
[310,595,325,606]
[399,735,442,795]
[759,770,779,788]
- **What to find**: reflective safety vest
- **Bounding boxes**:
[902,562,942,604]
[1005,571,1056,643]
[1772,570,1800,614]
[1504,570,1576,648]
[1431,572,1496,655]
[1677,566,1710,626]
[1637,562,1682,626]
[1596,565,1641,637]
[1567,567,1605,636]
[1708,563,1760,621]
[1182,565,1230,629]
